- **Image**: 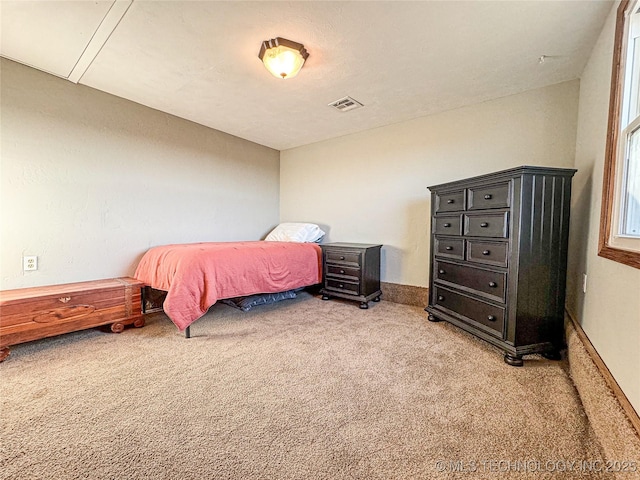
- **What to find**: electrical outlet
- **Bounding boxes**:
[582,273,587,293]
[23,256,38,271]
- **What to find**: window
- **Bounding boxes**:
[600,0,640,268]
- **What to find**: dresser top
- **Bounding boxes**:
[428,165,577,191]
[321,242,382,249]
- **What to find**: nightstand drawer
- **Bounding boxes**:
[434,260,506,302]
[327,265,360,280]
[467,182,510,210]
[466,240,508,267]
[464,212,509,238]
[325,279,360,295]
[434,237,464,260]
[435,190,464,213]
[325,250,361,266]
[432,286,504,337]
[434,215,462,236]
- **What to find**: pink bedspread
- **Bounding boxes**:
[134,241,322,330]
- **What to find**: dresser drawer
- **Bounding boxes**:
[327,265,360,280]
[325,250,361,267]
[325,279,360,295]
[434,237,464,260]
[466,240,508,267]
[434,215,462,236]
[434,260,506,302]
[432,286,505,337]
[467,182,510,210]
[464,212,509,238]
[435,190,464,213]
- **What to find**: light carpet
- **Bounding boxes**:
[1,293,617,479]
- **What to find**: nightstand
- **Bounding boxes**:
[319,243,382,309]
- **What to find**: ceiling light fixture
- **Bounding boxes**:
[258,37,308,79]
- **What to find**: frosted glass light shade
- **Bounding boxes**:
[258,37,309,79]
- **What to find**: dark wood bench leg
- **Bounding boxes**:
[185,326,191,339]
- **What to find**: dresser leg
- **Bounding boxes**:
[427,314,441,322]
[359,302,369,309]
[504,353,524,367]
[0,347,10,362]
[373,296,381,302]
[321,295,330,300]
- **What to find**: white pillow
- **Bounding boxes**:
[265,223,325,243]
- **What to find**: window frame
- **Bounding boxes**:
[599,0,640,269]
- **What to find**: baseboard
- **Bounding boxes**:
[564,309,640,459]
[380,282,429,307]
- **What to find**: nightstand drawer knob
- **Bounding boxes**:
[447,199,455,204]
[487,315,496,321]
[482,250,490,255]
[437,295,445,301]
[484,194,492,200]
[445,246,453,251]
[438,269,445,274]
[488,281,497,288]
[443,223,451,227]
[480,222,489,228]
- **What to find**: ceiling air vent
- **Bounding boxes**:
[328,96,364,112]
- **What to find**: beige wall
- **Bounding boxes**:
[567,3,640,414]
[280,81,579,287]
[0,59,280,289]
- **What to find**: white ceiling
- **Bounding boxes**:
[1,0,614,151]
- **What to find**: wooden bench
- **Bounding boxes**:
[0,277,144,361]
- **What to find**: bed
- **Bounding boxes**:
[134,225,325,336]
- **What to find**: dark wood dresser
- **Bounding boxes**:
[320,243,382,309]
[425,166,576,366]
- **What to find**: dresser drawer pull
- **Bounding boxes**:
[339,284,344,288]
[438,269,445,274]
[437,295,445,301]
[484,194,492,200]
[487,315,497,321]
[445,246,453,251]
[480,222,489,228]
[488,281,497,288]
[443,223,451,227]
[482,250,490,255]
[340,256,345,260]
[340,269,345,274]
[447,199,455,204]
